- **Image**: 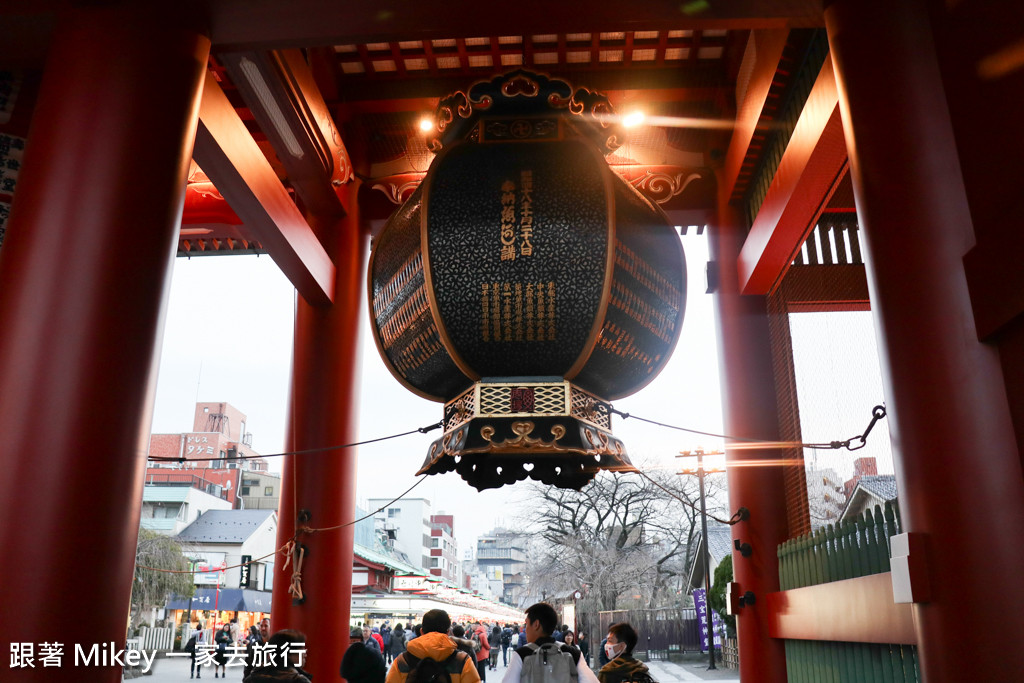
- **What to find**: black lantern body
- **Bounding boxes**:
[368,71,686,490]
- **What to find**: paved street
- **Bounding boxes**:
[138,650,739,682]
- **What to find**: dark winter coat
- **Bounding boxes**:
[342,640,386,683]
[243,666,312,683]
[389,628,408,656]
[597,655,651,683]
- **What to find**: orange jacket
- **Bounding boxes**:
[473,627,490,663]
[385,632,480,683]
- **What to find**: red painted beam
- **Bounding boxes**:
[720,29,789,200]
[767,573,918,645]
[194,74,334,305]
[737,56,848,295]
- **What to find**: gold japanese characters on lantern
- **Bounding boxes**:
[368,70,687,490]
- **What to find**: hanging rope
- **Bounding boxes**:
[282,539,306,602]
[140,406,887,573]
[145,421,443,464]
[601,403,887,452]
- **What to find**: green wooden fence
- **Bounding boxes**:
[777,501,920,683]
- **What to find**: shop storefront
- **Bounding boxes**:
[166,587,272,635]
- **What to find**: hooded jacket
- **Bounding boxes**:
[597,655,651,683]
[385,631,481,683]
[472,626,490,663]
[390,627,408,656]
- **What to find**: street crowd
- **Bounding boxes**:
[193,603,653,683]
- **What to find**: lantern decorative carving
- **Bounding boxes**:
[368,70,686,490]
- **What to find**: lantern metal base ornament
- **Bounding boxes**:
[368,70,687,490]
[418,379,637,491]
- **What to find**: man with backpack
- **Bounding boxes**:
[500,625,513,667]
[386,609,481,683]
[501,603,599,683]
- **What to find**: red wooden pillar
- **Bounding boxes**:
[0,7,208,682]
[709,202,789,682]
[273,180,366,681]
[825,0,1024,679]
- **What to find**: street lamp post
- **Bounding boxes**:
[678,448,725,671]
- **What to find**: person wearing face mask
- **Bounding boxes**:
[596,623,652,683]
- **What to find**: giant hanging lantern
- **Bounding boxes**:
[368,70,686,490]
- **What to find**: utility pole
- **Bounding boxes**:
[678,448,725,671]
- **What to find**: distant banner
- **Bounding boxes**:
[692,588,722,651]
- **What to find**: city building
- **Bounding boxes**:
[428,513,460,584]
[367,497,460,579]
[175,509,278,593]
[163,509,278,635]
[147,401,274,510]
[368,496,433,572]
[140,483,232,535]
[476,528,528,605]
[840,475,899,525]
[237,470,282,510]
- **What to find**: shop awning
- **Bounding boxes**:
[166,588,272,613]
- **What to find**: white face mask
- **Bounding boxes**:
[605,641,625,659]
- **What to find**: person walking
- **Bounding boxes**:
[389,623,407,664]
[501,603,598,683]
[343,627,387,683]
[385,609,480,683]
[450,624,477,659]
[472,622,490,681]
[596,623,651,683]
[577,632,590,668]
[187,622,205,679]
[214,623,232,678]
[500,624,513,667]
[244,625,263,679]
[488,626,502,671]
[244,629,311,683]
[371,627,386,653]
[381,621,393,664]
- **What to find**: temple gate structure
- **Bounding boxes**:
[1,2,1022,681]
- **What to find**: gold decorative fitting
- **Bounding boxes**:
[468,421,572,454]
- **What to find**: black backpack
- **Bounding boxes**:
[400,650,469,683]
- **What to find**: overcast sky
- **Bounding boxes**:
[150,233,890,553]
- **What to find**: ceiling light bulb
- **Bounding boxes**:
[622,111,646,128]
[419,117,434,133]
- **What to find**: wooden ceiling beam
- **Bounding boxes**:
[736,55,848,295]
[204,0,822,52]
[325,64,732,103]
[720,29,789,200]
[220,49,352,223]
[194,74,335,305]
[332,85,724,120]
